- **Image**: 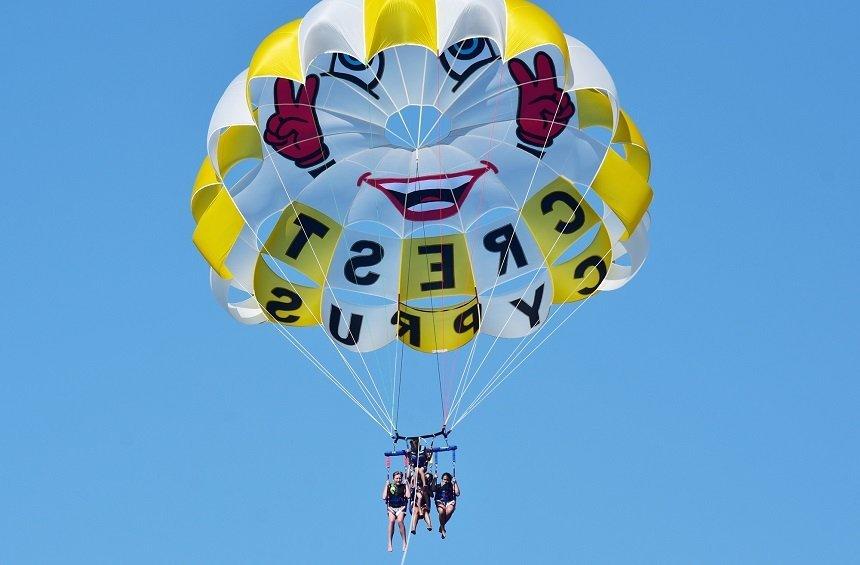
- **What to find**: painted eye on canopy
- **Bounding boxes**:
[324,52,386,99]
[439,37,499,92]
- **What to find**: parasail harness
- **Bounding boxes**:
[384,429,459,546]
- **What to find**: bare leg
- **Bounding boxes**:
[438,503,455,538]
[396,512,408,550]
[410,503,419,534]
[423,504,433,530]
[437,505,447,538]
[387,512,395,551]
[446,503,456,527]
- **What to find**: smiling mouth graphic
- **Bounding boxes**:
[357,160,498,221]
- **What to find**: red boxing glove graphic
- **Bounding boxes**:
[508,52,575,149]
[263,75,330,169]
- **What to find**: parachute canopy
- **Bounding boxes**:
[191,0,652,437]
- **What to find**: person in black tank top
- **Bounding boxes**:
[382,471,411,552]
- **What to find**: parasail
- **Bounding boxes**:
[190,0,653,440]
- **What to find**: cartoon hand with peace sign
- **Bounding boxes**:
[263,75,330,169]
[508,52,575,149]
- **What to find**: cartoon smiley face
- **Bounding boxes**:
[252,41,595,248]
[194,0,653,356]
[257,40,577,229]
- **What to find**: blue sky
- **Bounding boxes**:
[1,1,858,563]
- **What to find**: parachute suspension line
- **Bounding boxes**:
[205,173,394,433]
[394,294,406,434]
[347,66,418,429]
[390,45,434,434]
[412,157,447,428]
[381,47,424,149]
[451,123,622,426]
[270,320,390,434]
[413,51,448,430]
[259,135,395,432]
[363,198,391,423]
[444,63,515,424]
[302,60,412,148]
[457,245,614,425]
[298,74,397,428]
[447,80,570,426]
[247,96,391,425]
[212,159,389,427]
[393,150,417,434]
[251,157,393,428]
[451,243,616,429]
[355,76,404,430]
[426,222,446,428]
[227,277,391,434]
[400,51,441,554]
[453,300,594,428]
[457,279,604,427]
[421,39,501,151]
[413,129,607,409]
[391,299,400,428]
[424,46,487,427]
[449,87,621,427]
[444,66,508,426]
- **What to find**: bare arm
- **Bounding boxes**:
[453,480,461,497]
[382,482,389,502]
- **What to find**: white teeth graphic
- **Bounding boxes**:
[377,174,472,193]
[412,201,453,212]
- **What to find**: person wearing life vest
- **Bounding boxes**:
[382,470,411,552]
[406,438,432,490]
[434,472,460,539]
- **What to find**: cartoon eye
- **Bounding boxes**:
[324,52,385,99]
[440,37,499,92]
[448,38,484,60]
[338,53,367,71]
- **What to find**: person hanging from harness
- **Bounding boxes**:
[406,437,432,490]
[434,472,460,539]
[382,470,411,552]
[409,471,435,535]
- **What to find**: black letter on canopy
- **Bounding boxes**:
[265,287,303,324]
[418,244,455,292]
[329,305,363,346]
[541,191,586,234]
[391,310,421,347]
[574,256,607,295]
[285,213,330,259]
[344,240,384,285]
[483,223,528,276]
[453,302,482,335]
[509,283,545,328]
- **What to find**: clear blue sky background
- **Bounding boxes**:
[1,1,857,563]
